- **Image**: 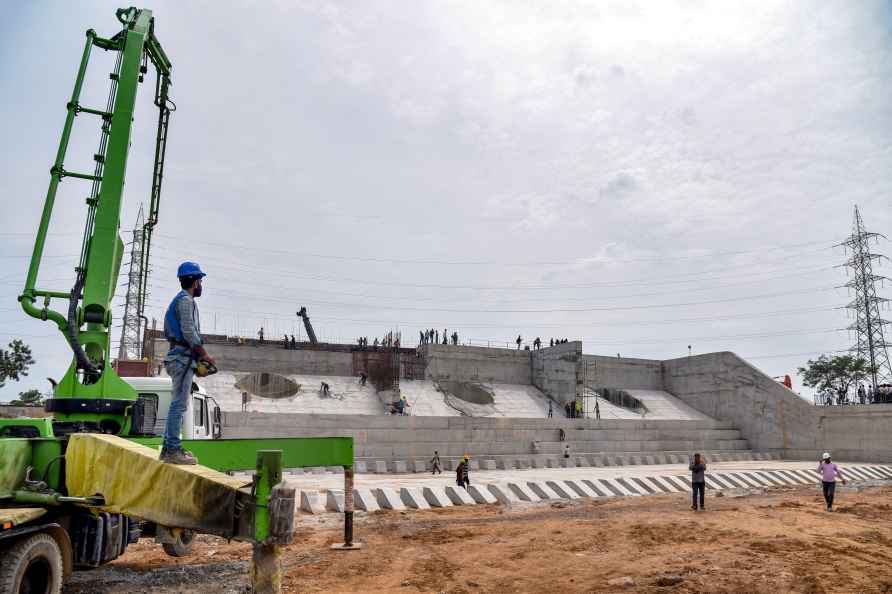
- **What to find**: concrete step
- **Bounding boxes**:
[355,450,760,473]
[352,439,751,459]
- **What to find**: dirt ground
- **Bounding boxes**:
[65,483,892,594]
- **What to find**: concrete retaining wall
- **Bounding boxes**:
[424,345,531,384]
[805,405,892,463]
[663,352,892,463]
[152,338,354,376]
[582,355,663,390]
[532,342,583,405]
[221,411,747,461]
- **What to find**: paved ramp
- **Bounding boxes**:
[200,372,382,415]
[584,389,710,420]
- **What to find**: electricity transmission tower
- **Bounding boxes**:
[838,205,892,392]
[118,208,145,360]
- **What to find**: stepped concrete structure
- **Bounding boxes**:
[145,331,892,464]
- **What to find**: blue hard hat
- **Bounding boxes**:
[176,261,206,278]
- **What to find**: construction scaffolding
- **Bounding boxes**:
[838,205,892,392]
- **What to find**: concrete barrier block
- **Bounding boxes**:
[581,479,613,498]
[547,458,560,468]
[445,485,476,505]
[413,460,427,473]
[532,458,546,469]
[300,490,326,514]
[517,458,531,469]
[467,484,498,504]
[353,488,381,512]
[354,460,368,473]
[613,456,625,466]
[589,455,604,467]
[560,457,576,468]
[481,459,497,470]
[497,458,514,470]
[508,482,538,502]
[422,486,454,507]
[400,487,431,509]
[392,460,408,474]
[527,481,562,500]
[564,480,600,498]
[644,455,656,465]
[373,461,388,474]
[488,483,520,504]
[374,487,407,510]
[546,480,580,499]
[575,456,589,467]
[469,459,480,471]
[711,454,723,462]
[326,489,345,512]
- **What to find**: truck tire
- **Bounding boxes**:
[161,529,194,557]
[0,532,64,594]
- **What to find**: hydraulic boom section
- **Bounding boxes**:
[18,7,172,435]
[297,306,319,345]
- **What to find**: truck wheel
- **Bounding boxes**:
[0,532,63,594]
[162,529,194,557]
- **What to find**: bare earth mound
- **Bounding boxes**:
[65,484,892,594]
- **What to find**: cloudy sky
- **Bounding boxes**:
[2,1,891,401]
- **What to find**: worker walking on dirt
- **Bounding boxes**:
[456,455,470,489]
[359,371,368,387]
[548,400,553,418]
[431,451,442,474]
[162,262,213,465]
[241,391,249,412]
[817,452,847,511]
[689,453,706,511]
[516,335,522,350]
[258,327,264,343]
[575,399,583,419]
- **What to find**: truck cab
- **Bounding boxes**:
[124,377,222,440]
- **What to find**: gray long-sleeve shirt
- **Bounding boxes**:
[689,461,706,483]
[164,292,202,366]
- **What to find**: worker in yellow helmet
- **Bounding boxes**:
[456,454,470,490]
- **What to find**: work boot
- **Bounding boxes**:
[160,447,198,465]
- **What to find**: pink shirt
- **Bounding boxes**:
[818,461,842,482]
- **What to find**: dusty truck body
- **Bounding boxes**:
[1,7,353,593]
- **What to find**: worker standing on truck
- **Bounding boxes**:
[162,262,214,465]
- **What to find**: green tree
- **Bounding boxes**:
[9,388,43,406]
[798,354,871,402]
[0,339,35,388]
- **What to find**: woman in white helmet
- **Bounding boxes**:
[817,452,847,511]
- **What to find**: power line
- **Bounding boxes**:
[203,284,840,314]
[147,245,834,292]
[154,233,837,267]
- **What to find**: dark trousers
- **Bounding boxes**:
[822,481,836,508]
[692,481,705,509]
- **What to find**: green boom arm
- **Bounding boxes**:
[18,7,172,433]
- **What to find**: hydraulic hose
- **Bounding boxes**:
[66,272,100,376]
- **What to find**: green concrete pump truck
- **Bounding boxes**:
[1,8,354,593]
